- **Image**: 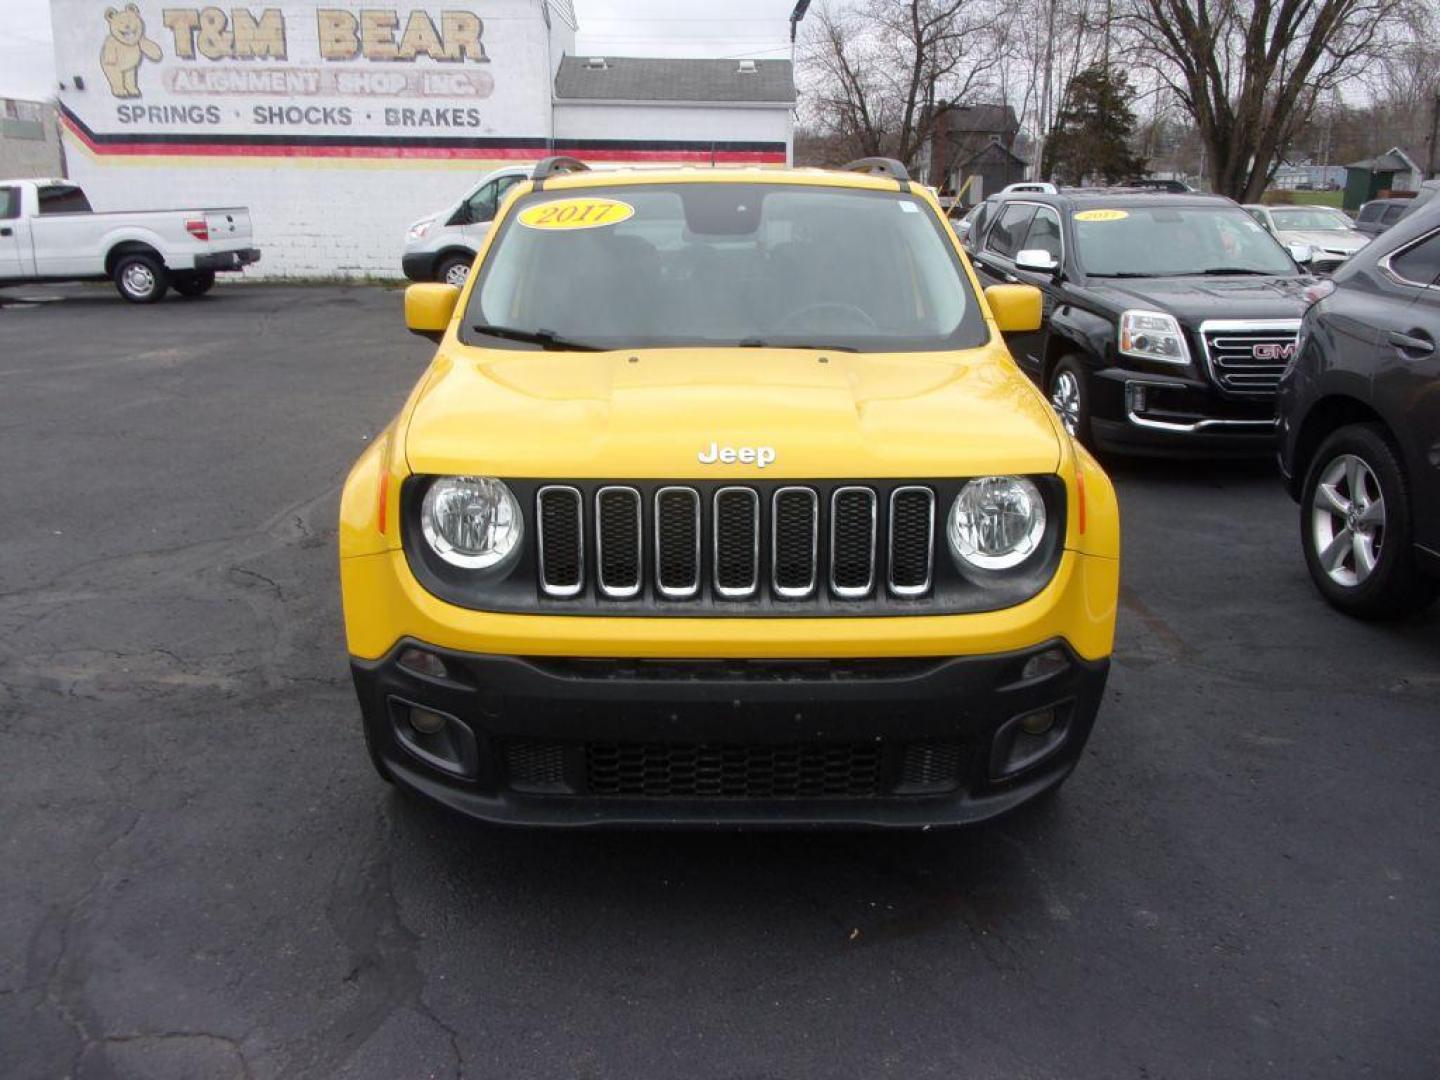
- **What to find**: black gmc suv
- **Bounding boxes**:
[963,190,1316,455]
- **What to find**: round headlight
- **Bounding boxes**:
[421,476,523,570]
[946,476,1046,571]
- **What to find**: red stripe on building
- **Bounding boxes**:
[60,114,785,164]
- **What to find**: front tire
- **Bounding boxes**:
[113,253,169,304]
[435,253,473,288]
[1299,423,1437,619]
[1047,356,1092,447]
[171,270,216,297]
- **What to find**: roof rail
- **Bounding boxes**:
[842,157,911,182]
[531,156,590,183]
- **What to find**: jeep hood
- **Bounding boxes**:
[404,347,1062,478]
[1087,274,1312,325]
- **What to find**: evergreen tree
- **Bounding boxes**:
[1042,65,1148,184]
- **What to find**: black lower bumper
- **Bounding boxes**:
[401,252,433,282]
[1091,369,1278,457]
[195,248,260,272]
[350,640,1109,828]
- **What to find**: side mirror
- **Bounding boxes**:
[1014,248,1059,274]
[405,283,460,342]
[985,283,1043,334]
[1288,242,1314,265]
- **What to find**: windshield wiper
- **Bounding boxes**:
[1195,267,1274,276]
[470,324,604,351]
[1086,271,1157,278]
[736,338,858,352]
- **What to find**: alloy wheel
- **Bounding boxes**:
[1049,370,1081,435]
[1310,453,1385,587]
[444,263,470,288]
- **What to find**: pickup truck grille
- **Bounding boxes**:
[1200,320,1301,395]
[536,482,936,604]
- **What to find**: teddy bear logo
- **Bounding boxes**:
[100,4,163,99]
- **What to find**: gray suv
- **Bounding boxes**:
[1277,196,1440,617]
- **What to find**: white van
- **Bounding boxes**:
[401,165,531,286]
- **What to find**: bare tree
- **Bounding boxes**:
[800,0,1008,170]
[1003,0,1108,181]
[1371,5,1440,172]
[1125,0,1408,200]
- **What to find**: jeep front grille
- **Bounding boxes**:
[595,486,642,598]
[713,487,760,597]
[771,487,818,597]
[502,736,969,799]
[535,482,936,605]
[1200,320,1301,395]
[586,741,884,798]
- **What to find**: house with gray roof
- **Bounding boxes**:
[552,56,796,166]
[917,102,1026,203]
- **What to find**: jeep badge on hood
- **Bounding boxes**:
[697,442,776,467]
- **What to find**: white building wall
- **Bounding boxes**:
[48,1,794,276]
[50,0,572,276]
[1,99,64,177]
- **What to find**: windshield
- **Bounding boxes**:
[1268,207,1353,232]
[463,182,987,352]
[1073,205,1297,277]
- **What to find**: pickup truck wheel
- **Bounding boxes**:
[113,254,169,304]
[171,271,216,297]
[435,253,473,288]
[1047,357,1092,446]
[1299,423,1437,619]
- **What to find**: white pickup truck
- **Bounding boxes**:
[0,179,260,303]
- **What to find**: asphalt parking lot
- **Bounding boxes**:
[1,282,1437,1079]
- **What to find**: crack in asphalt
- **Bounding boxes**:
[0,480,339,612]
[38,811,146,1075]
[319,800,464,1077]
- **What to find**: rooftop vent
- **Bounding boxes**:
[736,59,758,74]
[586,57,607,70]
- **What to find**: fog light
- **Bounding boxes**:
[1131,385,1147,413]
[1021,648,1068,681]
[989,703,1072,780]
[408,707,448,735]
[398,647,448,679]
[1019,708,1056,736]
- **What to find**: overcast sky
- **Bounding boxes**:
[0,0,802,101]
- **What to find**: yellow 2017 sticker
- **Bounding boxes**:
[518,197,635,230]
[1074,209,1130,222]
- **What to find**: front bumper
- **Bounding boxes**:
[401,252,434,281]
[352,639,1108,828]
[1090,369,1277,456]
[195,248,261,273]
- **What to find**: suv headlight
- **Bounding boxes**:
[1119,310,1190,365]
[946,476,1047,571]
[407,217,435,241]
[421,476,523,570]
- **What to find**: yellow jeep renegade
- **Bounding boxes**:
[339,157,1119,827]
